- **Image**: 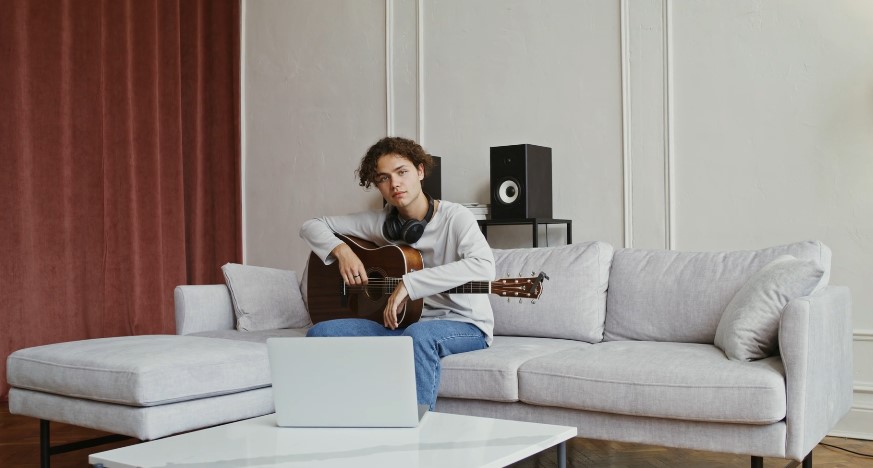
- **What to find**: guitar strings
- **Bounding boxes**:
[345,285,493,292]
[344,279,493,293]
[344,279,533,294]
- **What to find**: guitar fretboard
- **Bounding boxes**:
[345,278,492,294]
[444,281,492,294]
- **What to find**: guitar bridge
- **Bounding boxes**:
[340,280,349,307]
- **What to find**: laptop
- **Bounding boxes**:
[266,336,428,428]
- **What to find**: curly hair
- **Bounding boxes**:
[356,137,436,189]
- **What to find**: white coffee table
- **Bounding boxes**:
[89,411,576,468]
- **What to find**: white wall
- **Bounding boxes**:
[244,0,388,272]
[667,0,873,440]
[420,1,625,250]
[244,0,873,439]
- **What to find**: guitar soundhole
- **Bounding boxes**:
[363,269,386,302]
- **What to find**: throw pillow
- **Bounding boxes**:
[491,241,613,343]
[714,255,824,361]
[221,263,311,332]
[604,240,831,344]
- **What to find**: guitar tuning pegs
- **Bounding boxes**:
[518,298,522,304]
[531,271,536,276]
[531,300,537,304]
[506,298,511,303]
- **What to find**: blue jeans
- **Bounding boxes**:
[306,318,487,410]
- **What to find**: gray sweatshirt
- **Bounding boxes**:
[299,200,496,344]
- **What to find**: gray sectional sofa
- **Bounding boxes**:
[7,240,853,466]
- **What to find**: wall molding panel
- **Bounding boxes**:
[385,0,419,142]
[663,0,675,251]
[416,0,423,143]
[620,0,632,249]
[626,0,672,250]
[385,0,394,136]
[855,330,873,342]
[240,0,248,263]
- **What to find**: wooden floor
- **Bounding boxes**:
[1,403,871,467]
[509,437,873,468]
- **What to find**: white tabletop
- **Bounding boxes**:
[89,411,576,468]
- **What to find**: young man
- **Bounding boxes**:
[300,136,495,410]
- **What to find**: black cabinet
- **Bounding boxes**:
[476,218,572,247]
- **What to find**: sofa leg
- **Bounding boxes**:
[40,419,51,468]
[38,418,132,467]
[752,452,812,468]
[802,451,812,468]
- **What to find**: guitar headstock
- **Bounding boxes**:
[492,272,549,301]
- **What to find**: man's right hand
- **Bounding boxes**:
[331,243,368,285]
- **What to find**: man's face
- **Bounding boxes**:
[373,154,424,209]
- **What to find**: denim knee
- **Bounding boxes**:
[305,322,327,337]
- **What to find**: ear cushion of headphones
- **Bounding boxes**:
[399,220,427,244]
[383,193,435,243]
[383,213,402,241]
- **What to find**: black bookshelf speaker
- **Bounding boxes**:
[490,144,552,219]
[423,155,441,200]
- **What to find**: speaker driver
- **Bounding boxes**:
[496,179,520,205]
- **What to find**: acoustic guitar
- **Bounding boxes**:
[307,234,549,328]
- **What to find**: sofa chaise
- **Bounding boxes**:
[7,240,853,467]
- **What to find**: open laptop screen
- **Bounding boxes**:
[267,336,423,428]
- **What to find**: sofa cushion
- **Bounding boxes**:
[519,341,786,424]
[6,335,271,407]
[518,341,786,424]
[190,327,309,343]
[438,336,588,402]
[174,284,235,335]
[222,263,311,332]
[715,255,825,361]
[9,386,275,441]
[603,240,831,343]
[490,242,613,342]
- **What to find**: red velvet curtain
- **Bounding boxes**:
[0,0,241,399]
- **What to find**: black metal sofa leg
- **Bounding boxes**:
[39,418,133,468]
[751,451,812,468]
[40,419,50,468]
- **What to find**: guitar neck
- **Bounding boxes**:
[444,281,492,294]
[341,273,546,303]
[377,278,492,295]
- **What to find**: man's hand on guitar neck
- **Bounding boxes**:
[383,280,409,330]
[331,243,369,286]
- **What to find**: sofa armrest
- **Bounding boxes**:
[779,285,853,460]
[174,285,235,335]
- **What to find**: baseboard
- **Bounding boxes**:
[830,383,873,441]
[829,411,873,441]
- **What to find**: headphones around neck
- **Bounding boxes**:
[383,193,435,244]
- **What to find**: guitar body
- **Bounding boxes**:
[307,234,425,328]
